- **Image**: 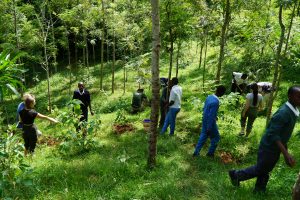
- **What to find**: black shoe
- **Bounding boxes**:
[206,153,214,158]
[228,170,240,187]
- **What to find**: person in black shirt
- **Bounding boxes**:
[73,82,94,125]
[19,96,58,155]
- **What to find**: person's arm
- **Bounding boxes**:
[276,140,295,167]
[87,93,94,115]
[242,99,250,117]
[168,89,176,107]
[206,102,219,132]
[36,113,59,123]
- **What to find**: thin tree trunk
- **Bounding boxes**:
[112,29,115,94]
[12,0,19,50]
[202,35,208,91]
[266,5,285,125]
[284,1,297,54]
[216,0,230,83]
[44,38,52,112]
[148,0,160,169]
[175,41,181,78]
[75,35,78,67]
[50,13,57,73]
[100,0,105,90]
[198,40,204,69]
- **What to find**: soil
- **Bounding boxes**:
[113,124,134,135]
[38,135,60,146]
[220,151,234,164]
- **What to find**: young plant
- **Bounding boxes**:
[55,100,101,156]
[0,126,32,198]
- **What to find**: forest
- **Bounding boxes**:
[1,0,300,199]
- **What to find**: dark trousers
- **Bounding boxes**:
[22,125,38,153]
[231,83,245,94]
[241,107,258,134]
[76,110,88,132]
[235,148,280,190]
[159,103,167,128]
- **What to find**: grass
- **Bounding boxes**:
[3,43,300,200]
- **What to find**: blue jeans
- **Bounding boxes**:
[161,108,180,135]
[193,122,220,155]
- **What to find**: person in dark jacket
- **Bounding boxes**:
[159,78,169,128]
[131,88,148,113]
[229,85,300,193]
[73,82,94,124]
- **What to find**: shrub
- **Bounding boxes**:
[0,126,32,198]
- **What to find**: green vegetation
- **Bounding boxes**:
[1,0,300,199]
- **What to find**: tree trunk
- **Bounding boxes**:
[44,38,52,112]
[75,35,78,68]
[50,13,57,73]
[266,5,285,125]
[112,29,115,94]
[12,0,19,50]
[175,41,181,78]
[216,0,230,83]
[293,172,300,200]
[202,34,208,91]
[148,0,160,169]
[284,1,297,54]
[198,40,204,69]
[100,0,105,90]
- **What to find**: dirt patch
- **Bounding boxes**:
[220,151,234,164]
[38,135,60,146]
[113,124,134,135]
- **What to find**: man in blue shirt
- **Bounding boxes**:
[193,85,226,157]
[229,86,300,192]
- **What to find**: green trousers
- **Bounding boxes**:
[241,107,258,134]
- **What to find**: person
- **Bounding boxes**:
[131,88,148,113]
[19,95,58,155]
[257,82,274,110]
[16,93,43,137]
[161,77,182,136]
[231,72,248,94]
[72,82,94,125]
[159,78,169,128]
[239,83,263,137]
[16,93,31,129]
[229,86,300,193]
[193,85,226,157]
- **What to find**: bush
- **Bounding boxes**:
[0,126,32,198]
[55,100,101,156]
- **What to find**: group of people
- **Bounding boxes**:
[15,74,300,193]
[158,73,300,193]
[16,82,93,156]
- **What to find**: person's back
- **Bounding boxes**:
[132,91,142,109]
[169,85,182,109]
[202,95,219,127]
[246,92,263,108]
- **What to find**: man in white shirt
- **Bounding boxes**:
[160,77,182,136]
[231,72,248,94]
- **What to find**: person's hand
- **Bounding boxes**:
[284,153,296,167]
[91,111,94,116]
